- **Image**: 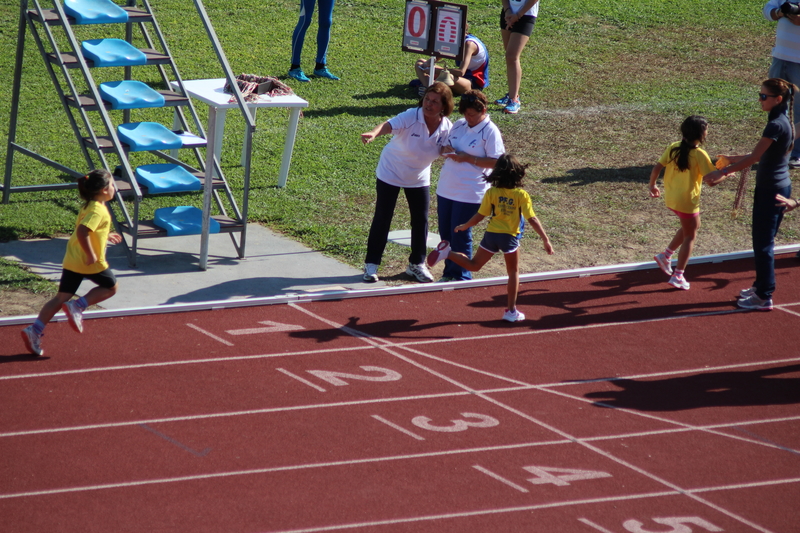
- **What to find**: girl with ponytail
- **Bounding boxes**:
[704,78,796,310]
[21,169,121,356]
[649,115,716,290]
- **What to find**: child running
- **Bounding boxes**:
[649,115,716,290]
[21,169,121,356]
[427,154,554,322]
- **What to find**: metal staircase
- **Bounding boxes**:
[3,0,257,267]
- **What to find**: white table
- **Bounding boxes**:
[170,78,308,187]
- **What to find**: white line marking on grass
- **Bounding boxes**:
[186,323,234,346]
[276,368,326,392]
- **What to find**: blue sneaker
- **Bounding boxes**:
[313,67,340,80]
[288,68,310,82]
[495,93,511,106]
[503,99,521,114]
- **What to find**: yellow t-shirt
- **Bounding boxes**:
[658,142,716,214]
[478,187,536,235]
[62,200,113,274]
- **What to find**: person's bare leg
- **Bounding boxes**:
[504,250,520,311]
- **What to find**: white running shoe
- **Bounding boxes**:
[62,301,83,333]
[406,262,434,283]
[668,274,690,290]
[21,326,43,356]
[363,263,379,282]
[502,309,526,322]
[654,253,673,276]
[426,240,451,267]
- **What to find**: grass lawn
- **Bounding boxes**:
[1,0,798,306]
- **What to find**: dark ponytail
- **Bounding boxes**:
[763,77,799,154]
[669,115,708,172]
[77,169,112,208]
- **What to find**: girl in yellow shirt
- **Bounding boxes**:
[21,169,121,356]
[648,116,716,290]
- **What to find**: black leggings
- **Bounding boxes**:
[365,179,430,266]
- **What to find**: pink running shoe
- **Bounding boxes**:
[426,241,451,267]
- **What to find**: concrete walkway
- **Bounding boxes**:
[0,223,382,310]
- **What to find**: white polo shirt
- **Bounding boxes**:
[509,0,539,17]
[436,115,505,204]
[375,108,452,188]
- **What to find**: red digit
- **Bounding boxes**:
[409,6,426,37]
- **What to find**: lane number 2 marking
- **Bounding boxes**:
[308,366,402,386]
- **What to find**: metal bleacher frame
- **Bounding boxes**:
[3,0,258,268]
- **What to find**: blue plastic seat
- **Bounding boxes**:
[81,39,147,67]
[117,122,182,151]
[99,81,165,110]
[135,164,201,194]
[154,206,220,236]
[64,0,128,24]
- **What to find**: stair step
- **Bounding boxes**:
[66,90,188,110]
[117,122,181,151]
[29,6,152,25]
[99,80,165,110]
[83,129,206,153]
[118,216,243,238]
[48,48,171,69]
[135,164,201,194]
[81,39,147,67]
[63,0,128,24]
[114,171,224,197]
[154,206,221,236]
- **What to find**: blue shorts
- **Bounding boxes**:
[479,231,520,255]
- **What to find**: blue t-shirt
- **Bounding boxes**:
[757,105,792,190]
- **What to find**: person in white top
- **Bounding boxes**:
[413,33,491,96]
[436,90,505,281]
[360,82,454,283]
[764,0,800,166]
[495,0,540,115]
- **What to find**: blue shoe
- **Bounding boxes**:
[313,67,340,80]
[503,99,521,114]
[288,68,310,82]
[495,93,511,106]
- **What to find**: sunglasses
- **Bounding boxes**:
[759,92,778,101]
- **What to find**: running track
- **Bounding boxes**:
[1,253,799,532]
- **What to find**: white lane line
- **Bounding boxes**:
[472,465,529,493]
[371,415,425,440]
[0,345,376,381]
[0,439,572,499]
[276,368,327,392]
[577,518,617,533]
[0,391,473,438]
[290,304,780,533]
[186,323,234,346]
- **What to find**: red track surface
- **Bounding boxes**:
[1,254,799,532]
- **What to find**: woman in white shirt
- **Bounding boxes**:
[360,82,454,283]
[437,90,505,281]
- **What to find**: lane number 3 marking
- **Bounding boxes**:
[411,413,500,432]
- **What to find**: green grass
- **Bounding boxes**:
[1,0,797,291]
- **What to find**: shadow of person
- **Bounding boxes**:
[288,315,479,343]
[583,364,800,411]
